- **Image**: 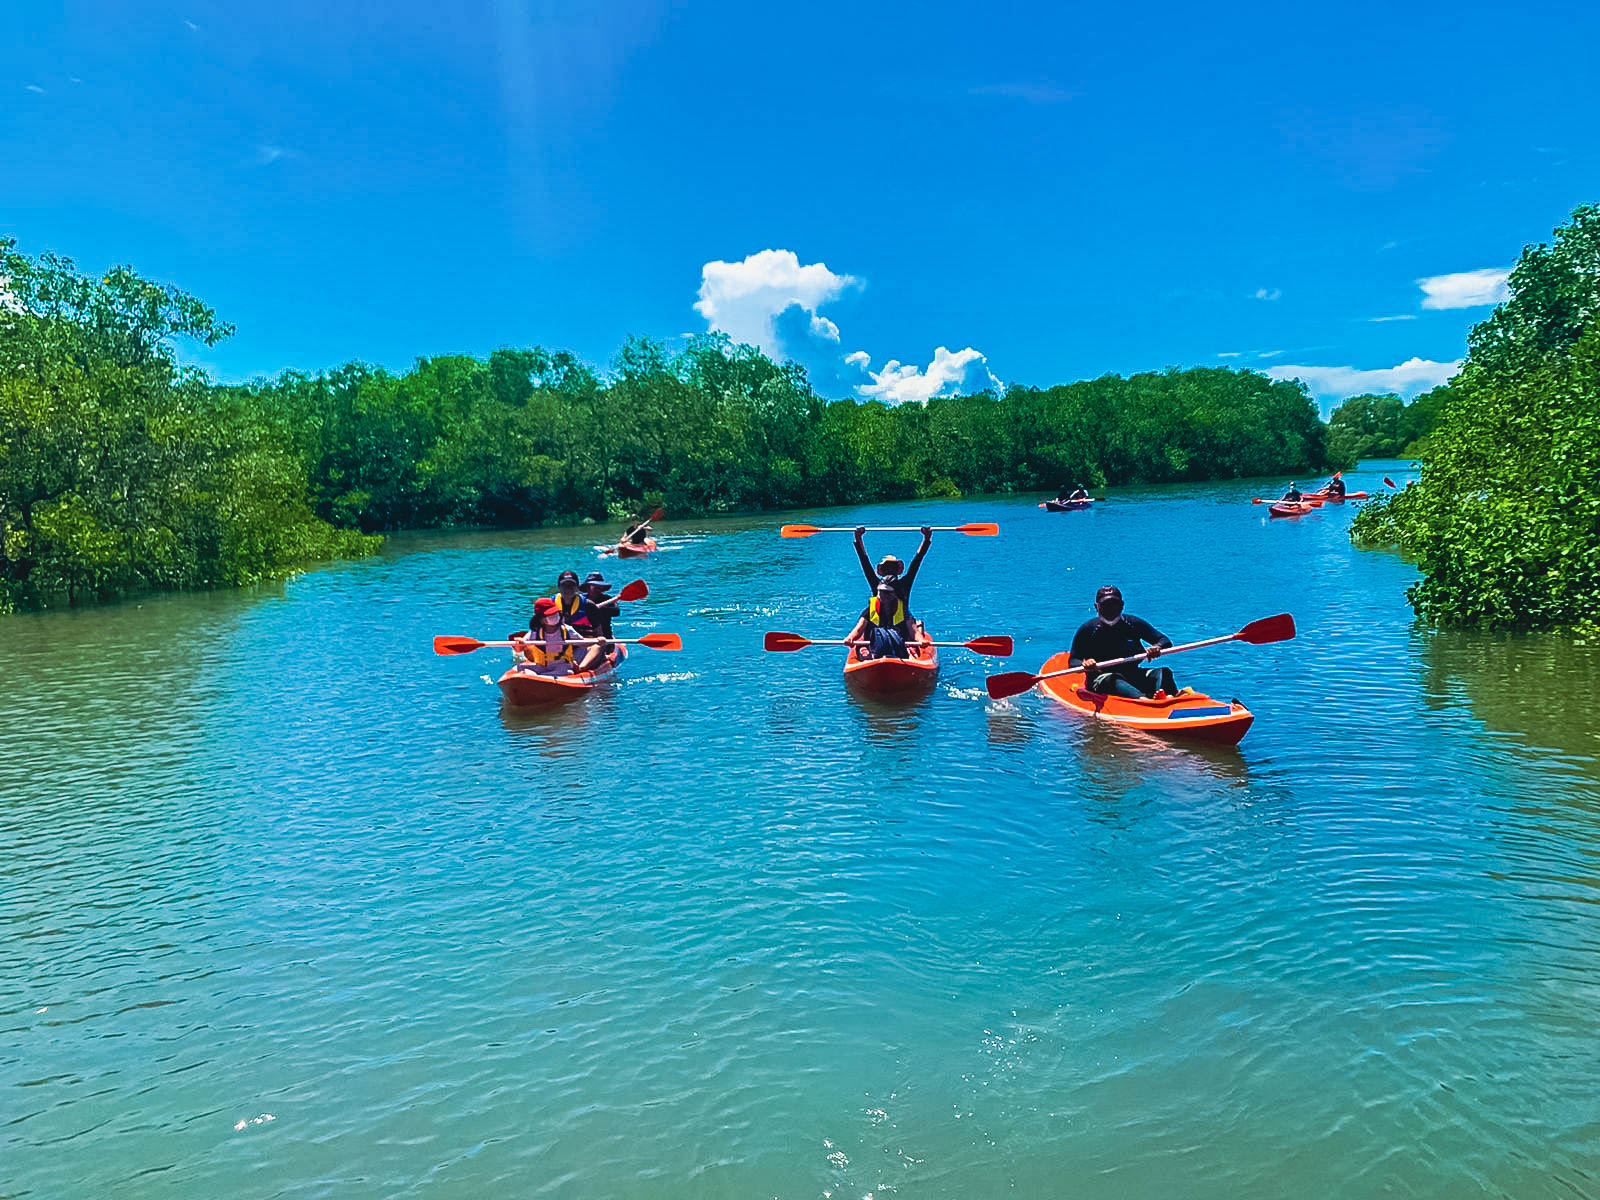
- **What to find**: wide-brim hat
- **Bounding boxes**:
[582,572,612,592]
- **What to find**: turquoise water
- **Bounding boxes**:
[4,460,1599,1197]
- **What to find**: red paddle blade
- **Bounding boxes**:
[433,635,487,655]
[618,579,648,602]
[636,633,682,650]
[1383,476,1397,488]
[779,524,820,538]
[648,507,665,522]
[763,631,812,652]
[957,522,999,536]
[964,635,1014,656]
[1235,613,1296,645]
[985,670,1041,700]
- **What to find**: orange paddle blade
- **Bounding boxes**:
[1235,613,1295,645]
[957,523,999,536]
[779,524,820,538]
[985,670,1045,700]
[618,578,648,602]
[636,633,682,650]
[964,635,1014,656]
[763,631,812,651]
[433,635,488,655]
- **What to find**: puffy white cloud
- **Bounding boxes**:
[1266,357,1461,399]
[844,350,871,368]
[1418,267,1510,309]
[1253,287,1282,301]
[694,250,857,357]
[854,346,1001,405]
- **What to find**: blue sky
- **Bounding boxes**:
[6,0,1598,407]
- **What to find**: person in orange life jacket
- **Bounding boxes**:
[512,596,603,676]
[843,579,925,661]
[1069,585,1177,699]
[554,570,600,636]
[580,572,622,640]
[853,524,932,615]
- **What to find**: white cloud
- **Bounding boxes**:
[25,84,45,94]
[1418,267,1510,309]
[969,83,1073,103]
[1266,356,1460,399]
[844,350,870,368]
[1216,351,1243,358]
[855,346,1001,404]
[1253,287,1282,301]
[1368,314,1418,322]
[694,249,857,357]
[1255,349,1282,359]
[254,145,291,165]
[185,18,199,29]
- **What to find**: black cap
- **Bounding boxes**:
[1096,585,1123,603]
[557,570,580,585]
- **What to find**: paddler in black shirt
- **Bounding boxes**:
[1281,482,1303,502]
[580,571,622,640]
[853,524,933,614]
[1323,472,1346,498]
[1069,585,1177,698]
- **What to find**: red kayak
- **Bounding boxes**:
[1302,490,1367,501]
[1269,502,1313,518]
[497,645,626,707]
[1035,652,1254,745]
[614,539,657,558]
[843,627,939,696]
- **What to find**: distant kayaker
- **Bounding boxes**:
[854,524,933,618]
[1059,484,1090,502]
[623,517,652,546]
[554,570,599,636]
[513,597,602,676]
[1281,482,1303,502]
[580,571,622,640]
[844,579,926,661]
[1323,473,1346,498]
[1069,585,1177,699]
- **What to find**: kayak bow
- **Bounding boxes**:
[843,627,940,696]
[497,644,627,706]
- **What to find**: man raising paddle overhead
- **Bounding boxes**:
[1070,585,1178,699]
[855,524,933,616]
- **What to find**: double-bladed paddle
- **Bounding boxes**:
[983,613,1296,701]
[779,522,998,538]
[1251,497,1324,506]
[434,632,682,655]
[763,631,1013,656]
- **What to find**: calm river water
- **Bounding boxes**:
[3,460,1598,1197]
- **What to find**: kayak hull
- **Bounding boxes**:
[1043,499,1091,512]
[614,539,657,558]
[843,628,939,696]
[1303,491,1367,501]
[497,645,626,707]
[1035,651,1254,745]
[1268,502,1312,518]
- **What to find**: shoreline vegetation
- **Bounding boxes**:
[2,236,1339,615]
[1351,204,1600,632]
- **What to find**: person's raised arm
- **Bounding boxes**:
[900,526,934,588]
[853,526,877,590]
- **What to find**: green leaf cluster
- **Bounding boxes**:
[1351,204,1600,629]
[1326,388,1447,464]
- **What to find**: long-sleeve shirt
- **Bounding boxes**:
[856,538,930,613]
[1068,615,1173,682]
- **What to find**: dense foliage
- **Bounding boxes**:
[1325,388,1447,463]
[1352,204,1600,630]
[3,239,1334,611]
[0,240,378,612]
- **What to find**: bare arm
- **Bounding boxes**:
[854,527,877,590]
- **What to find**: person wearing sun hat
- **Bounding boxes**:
[1067,585,1177,698]
[512,596,602,676]
[852,523,934,621]
[580,571,622,641]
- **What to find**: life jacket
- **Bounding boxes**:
[558,592,592,632]
[869,595,907,629]
[523,625,578,666]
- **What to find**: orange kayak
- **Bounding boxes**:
[1268,502,1312,518]
[497,645,626,707]
[843,628,939,696]
[614,539,657,558]
[1035,651,1254,745]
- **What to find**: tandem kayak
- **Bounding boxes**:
[1035,651,1254,745]
[1303,490,1367,501]
[1268,502,1313,518]
[1042,498,1092,512]
[614,539,657,558]
[843,627,939,696]
[497,644,627,707]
